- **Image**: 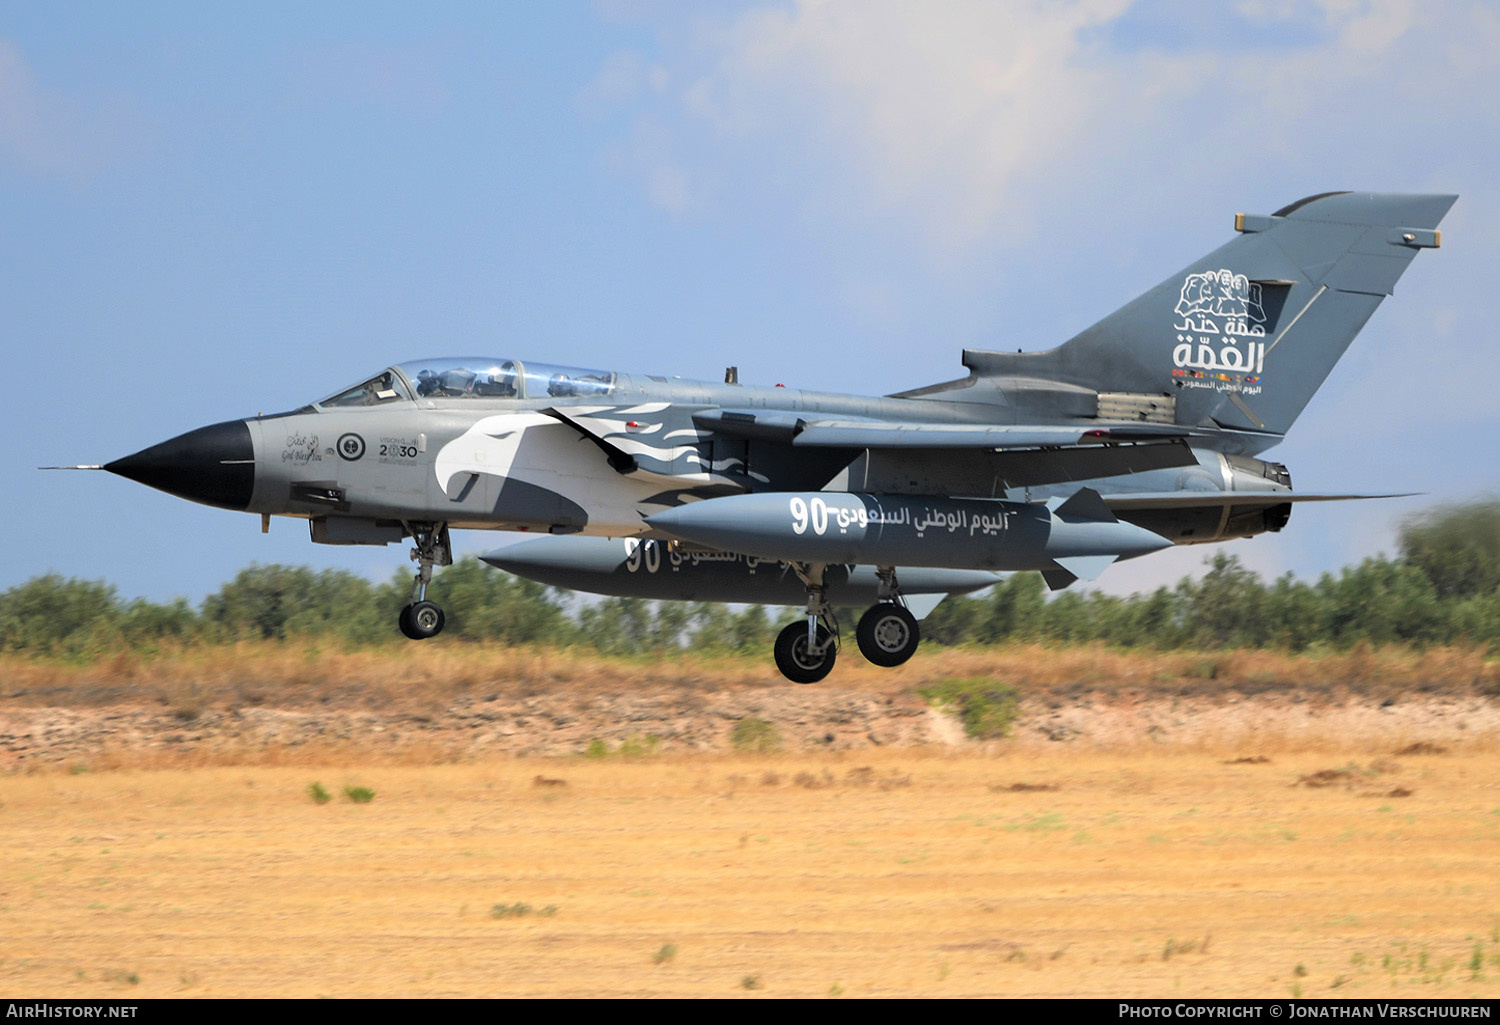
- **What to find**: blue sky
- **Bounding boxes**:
[5,0,1497,604]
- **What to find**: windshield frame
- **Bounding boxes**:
[313,357,620,411]
[391,358,617,402]
[313,369,414,409]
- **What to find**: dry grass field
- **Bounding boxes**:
[3,744,1499,998]
[6,641,1499,713]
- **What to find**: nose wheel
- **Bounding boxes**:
[399,600,446,640]
[774,563,840,683]
[396,521,451,641]
[774,621,837,684]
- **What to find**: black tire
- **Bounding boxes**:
[407,600,446,639]
[397,604,421,640]
[855,603,920,667]
[773,621,836,684]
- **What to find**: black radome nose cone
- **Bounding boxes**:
[106,420,254,511]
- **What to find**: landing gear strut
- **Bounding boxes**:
[774,563,839,683]
[398,522,451,640]
[854,567,920,667]
[770,566,923,680]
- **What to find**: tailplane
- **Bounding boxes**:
[964,191,1456,439]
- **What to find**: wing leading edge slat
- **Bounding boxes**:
[1101,491,1413,510]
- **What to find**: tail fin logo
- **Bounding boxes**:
[1174,269,1266,337]
[1172,269,1268,388]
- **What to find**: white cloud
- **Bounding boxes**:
[596,1,1500,251]
[679,0,1139,246]
[579,49,674,119]
[605,115,701,214]
[1316,0,1417,53]
[580,50,647,113]
[0,39,149,180]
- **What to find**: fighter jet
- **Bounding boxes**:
[73,191,1454,682]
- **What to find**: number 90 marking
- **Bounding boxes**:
[790,496,830,535]
[625,539,661,573]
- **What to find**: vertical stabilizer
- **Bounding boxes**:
[963,192,1455,438]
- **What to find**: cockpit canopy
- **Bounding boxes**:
[316,358,617,408]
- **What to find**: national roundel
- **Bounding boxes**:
[337,433,366,461]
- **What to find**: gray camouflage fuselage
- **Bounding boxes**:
[94,191,1456,658]
[245,377,1261,537]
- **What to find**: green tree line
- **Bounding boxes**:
[4,501,1500,660]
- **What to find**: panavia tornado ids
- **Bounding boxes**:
[69,191,1454,682]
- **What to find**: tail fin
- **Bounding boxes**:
[964,191,1456,438]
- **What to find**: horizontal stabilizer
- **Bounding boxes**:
[1100,491,1413,511]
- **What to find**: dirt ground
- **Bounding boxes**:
[4,646,1499,998]
[4,680,1499,770]
[3,739,1499,998]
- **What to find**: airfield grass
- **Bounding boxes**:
[3,746,1500,998]
[5,639,1499,716]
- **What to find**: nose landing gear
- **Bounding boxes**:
[398,600,446,640]
[774,563,840,684]
[398,522,451,640]
[774,621,837,683]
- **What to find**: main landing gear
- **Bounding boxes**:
[773,564,921,683]
[855,602,920,668]
[397,522,452,640]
